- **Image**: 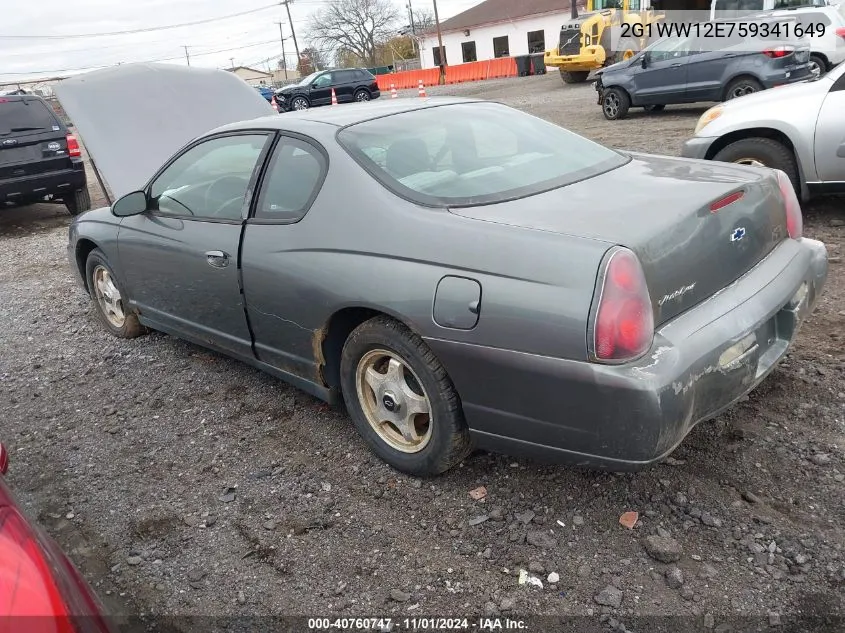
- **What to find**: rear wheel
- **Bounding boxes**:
[643,104,665,112]
[65,187,91,216]
[354,89,371,102]
[724,76,763,101]
[809,54,827,77]
[712,137,799,192]
[340,316,472,476]
[560,70,590,84]
[602,87,630,120]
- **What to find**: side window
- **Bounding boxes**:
[254,137,326,222]
[150,134,267,221]
[337,70,356,83]
[313,73,333,87]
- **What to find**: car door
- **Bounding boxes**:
[309,73,334,106]
[632,37,694,104]
[813,69,845,183]
[240,135,329,381]
[333,70,357,102]
[117,132,272,357]
[684,36,744,102]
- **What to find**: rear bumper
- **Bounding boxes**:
[759,65,816,88]
[0,161,86,205]
[426,238,828,470]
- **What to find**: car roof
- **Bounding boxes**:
[210,96,485,134]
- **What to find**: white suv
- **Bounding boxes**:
[760,4,845,74]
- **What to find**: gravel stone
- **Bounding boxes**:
[594,585,623,608]
[390,589,411,602]
[526,530,556,549]
[643,535,683,563]
[665,567,684,589]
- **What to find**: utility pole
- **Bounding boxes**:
[407,1,418,57]
[274,22,289,80]
[281,0,301,73]
[183,45,191,66]
[432,0,446,85]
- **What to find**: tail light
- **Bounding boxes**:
[66,134,81,158]
[591,248,654,363]
[763,46,794,58]
[0,442,7,475]
[775,170,802,239]
[836,27,845,39]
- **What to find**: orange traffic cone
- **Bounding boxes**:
[331,88,338,105]
[418,80,426,97]
[390,83,397,99]
[271,96,279,112]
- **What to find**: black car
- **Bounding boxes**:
[595,30,815,120]
[274,68,381,112]
[0,94,90,214]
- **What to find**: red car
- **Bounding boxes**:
[0,441,114,633]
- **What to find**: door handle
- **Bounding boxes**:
[205,250,230,268]
[670,62,682,67]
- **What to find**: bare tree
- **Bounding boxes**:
[411,8,436,34]
[307,0,401,67]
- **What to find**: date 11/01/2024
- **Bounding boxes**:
[308,618,528,631]
[619,20,827,39]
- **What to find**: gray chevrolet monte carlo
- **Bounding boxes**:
[59,63,828,476]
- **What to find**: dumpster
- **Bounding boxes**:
[515,55,532,77]
[530,54,547,75]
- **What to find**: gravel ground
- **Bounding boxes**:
[1,73,844,632]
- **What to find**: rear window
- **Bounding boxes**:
[337,102,627,207]
[0,98,60,136]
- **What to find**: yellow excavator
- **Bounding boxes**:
[544,0,665,83]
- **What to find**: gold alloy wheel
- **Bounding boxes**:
[355,349,432,453]
[733,157,766,168]
[92,265,126,328]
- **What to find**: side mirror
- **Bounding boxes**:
[641,53,649,68]
[111,190,148,217]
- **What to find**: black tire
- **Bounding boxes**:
[613,38,640,64]
[290,96,309,111]
[560,70,590,84]
[602,87,630,120]
[809,54,827,77]
[643,104,665,112]
[85,249,145,339]
[339,316,472,476]
[65,187,91,216]
[724,76,763,101]
[712,137,799,191]
[354,88,371,102]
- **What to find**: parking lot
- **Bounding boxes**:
[2,72,844,629]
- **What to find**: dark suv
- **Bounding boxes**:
[595,31,814,120]
[1,94,90,215]
[274,68,381,112]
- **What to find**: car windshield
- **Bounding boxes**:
[0,98,60,136]
[337,102,628,207]
[298,72,321,86]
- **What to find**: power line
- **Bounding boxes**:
[0,39,282,78]
[0,3,282,39]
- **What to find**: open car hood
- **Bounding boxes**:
[54,62,274,199]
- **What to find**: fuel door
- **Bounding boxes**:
[433,276,482,330]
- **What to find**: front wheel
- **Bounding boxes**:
[602,87,630,120]
[85,249,145,339]
[724,77,763,101]
[340,316,472,476]
[290,96,309,111]
[65,188,91,216]
[712,137,799,193]
[561,70,590,84]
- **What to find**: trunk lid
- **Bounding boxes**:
[0,97,70,180]
[448,153,789,326]
[53,62,275,199]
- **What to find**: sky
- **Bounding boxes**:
[0,0,482,85]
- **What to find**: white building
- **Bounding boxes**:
[418,0,585,69]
